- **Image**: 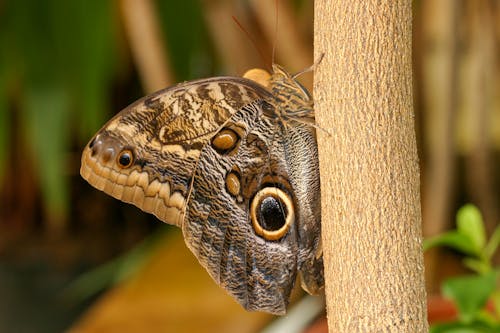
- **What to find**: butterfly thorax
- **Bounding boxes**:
[267,64,314,124]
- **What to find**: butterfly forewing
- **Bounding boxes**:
[81,77,271,226]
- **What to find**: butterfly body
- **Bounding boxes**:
[81,65,323,315]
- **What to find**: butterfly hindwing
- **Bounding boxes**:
[184,100,300,314]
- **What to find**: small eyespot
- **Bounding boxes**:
[225,171,241,197]
[211,128,240,154]
[250,187,294,241]
[117,149,134,168]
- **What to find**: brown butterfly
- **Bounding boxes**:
[80,64,323,315]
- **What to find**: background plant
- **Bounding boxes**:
[425,204,500,332]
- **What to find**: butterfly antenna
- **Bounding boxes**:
[232,16,271,72]
[292,53,325,80]
[289,116,332,137]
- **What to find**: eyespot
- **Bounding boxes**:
[250,187,294,241]
[225,171,241,197]
[117,149,134,168]
[211,128,240,154]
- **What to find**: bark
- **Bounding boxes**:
[314,1,428,332]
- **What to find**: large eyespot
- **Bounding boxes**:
[117,149,134,168]
[250,187,294,241]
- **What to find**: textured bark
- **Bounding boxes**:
[314,1,428,332]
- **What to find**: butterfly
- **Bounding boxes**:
[80,64,323,315]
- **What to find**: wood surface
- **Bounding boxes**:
[314,1,429,331]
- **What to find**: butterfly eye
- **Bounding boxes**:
[117,149,134,168]
[250,187,294,241]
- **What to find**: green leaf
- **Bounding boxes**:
[475,309,499,328]
[424,231,479,255]
[457,204,486,255]
[442,272,498,323]
[23,81,70,227]
[0,62,9,184]
[430,321,500,333]
[484,225,500,261]
[463,258,491,275]
[70,0,117,140]
[490,286,500,319]
[156,0,213,80]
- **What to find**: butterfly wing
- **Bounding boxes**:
[183,100,303,314]
[80,76,323,315]
[280,119,324,297]
[183,95,324,314]
[81,77,268,227]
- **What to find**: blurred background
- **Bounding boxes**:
[0,0,498,332]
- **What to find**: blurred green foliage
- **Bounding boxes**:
[0,0,118,223]
[0,56,8,183]
[156,0,214,80]
[0,0,218,226]
[426,205,500,332]
[0,0,312,227]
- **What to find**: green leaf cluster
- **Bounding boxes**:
[425,204,500,332]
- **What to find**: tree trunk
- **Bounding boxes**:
[314,1,428,332]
